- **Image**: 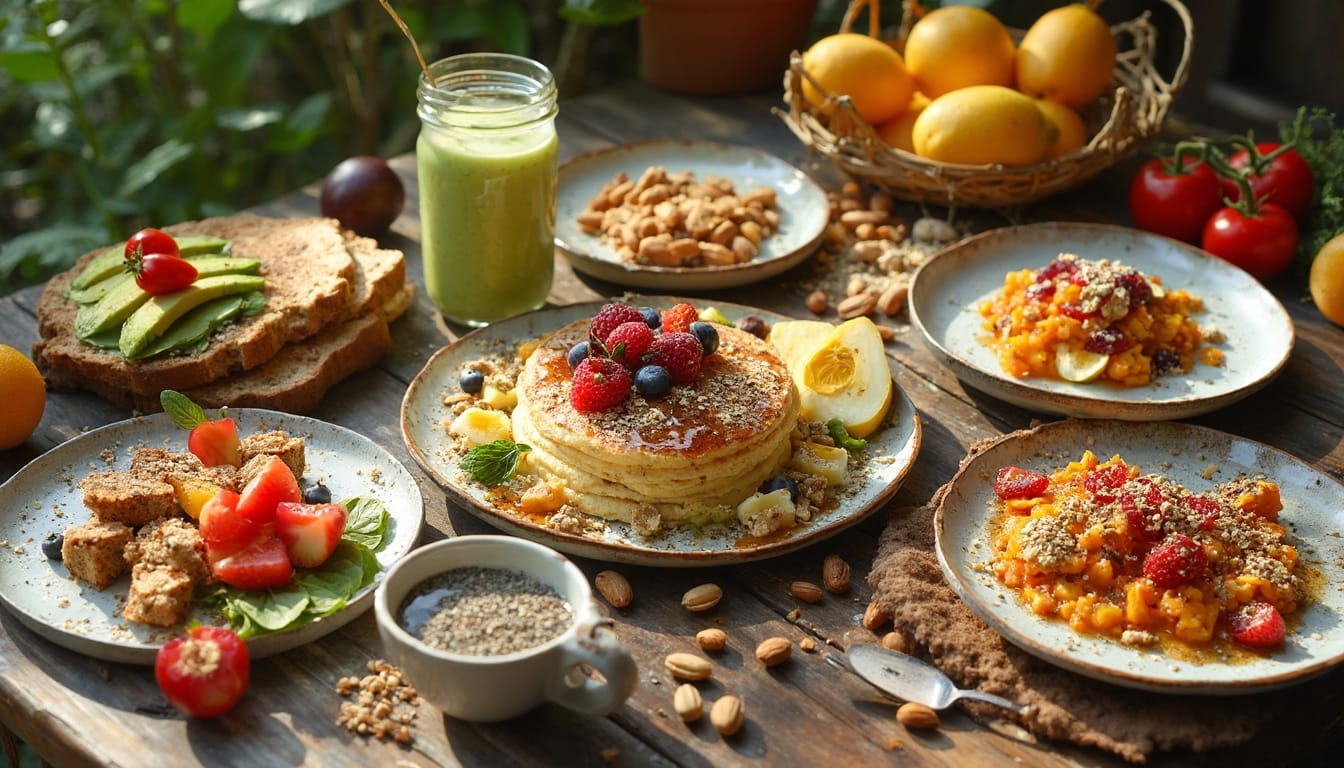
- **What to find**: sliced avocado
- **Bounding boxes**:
[175,235,231,256]
[67,246,123,292]
[137,294,246,360]
[119,274,266,359]
[77,278,154,339]
[67,256,262,305]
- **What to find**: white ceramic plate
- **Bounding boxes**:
[0,410,424,665]
[935,419,1344,694]
[908,222,1294,420]
[555,140,828,291]
[402,299,921,566]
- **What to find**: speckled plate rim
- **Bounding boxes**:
[401,298,921,566]
[554,140,829,291]
[935,419,1344,694]
[0,410,424,665]
[908,222,1295,420]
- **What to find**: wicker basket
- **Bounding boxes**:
[780,0,1193,208]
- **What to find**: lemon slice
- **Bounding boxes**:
[802,340,856,395]
[1055,346,1109,382]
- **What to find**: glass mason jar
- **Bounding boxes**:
[416,53,559,326]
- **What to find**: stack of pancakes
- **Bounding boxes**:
[513,320,799,523]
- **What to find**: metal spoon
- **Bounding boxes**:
[835,643,1029,715]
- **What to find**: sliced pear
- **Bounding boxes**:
[1055,345,1109,382]
[801,319,893,437]
[767,319,834,364]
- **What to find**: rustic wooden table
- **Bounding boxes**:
[2,79,1343,768]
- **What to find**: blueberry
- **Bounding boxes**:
[760,475,799,503]
[688,321,719,356]
[567,341,591,369]
[41,532,63,561]
[303,482,332,505]
[459,368,485,395]
[634,365,672,398]
[639,307,661,329]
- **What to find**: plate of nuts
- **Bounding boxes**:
[555,140,829,291]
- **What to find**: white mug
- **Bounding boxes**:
[374,535,637,722]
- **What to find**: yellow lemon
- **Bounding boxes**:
[802,33,914,125]
[1035,98,1088,159]
[1016,3,1117,108]
[912,85,1057,166]
[903,5,1016,98]
[0,344,46,450]
[876,91,931,153]
[1055,346,1109,383]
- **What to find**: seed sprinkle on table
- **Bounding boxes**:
[398,566,573,656]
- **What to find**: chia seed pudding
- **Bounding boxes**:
[398,566,573,656]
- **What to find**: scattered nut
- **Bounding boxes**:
[877,283,909,317]
[696,627,728,652]
[863,601,892,632]
[789,581,825,603]
[673,684,703,722]
[710,695,745,736]
[735,315,769,339]
[806,290,829,315]
[335,660,419,743]
[822,554,852,594]
[755,636,792,667]
[799,637,818,652]
[665,652,712,681]
[876,324,896,342]
[836,291,877,320]
[882,630,915,654]
[594,570,633,608]
[681,583,723,612]
[896,702,940,730]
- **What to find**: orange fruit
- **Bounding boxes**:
[912,85,1057,166]
[903,5,1016,98]
[1309,232,1344,326]
[1035,98,1088,159]
[0,344,45,450]
[802,33,914,125]
[1016,4,1117,108]
[876,91,931,153]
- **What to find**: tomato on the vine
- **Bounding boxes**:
[126,252,198,295]
[1128,157,1224,243]
[1222,142,1315,220]
[125,228,180,260]
[1201,202,1299,281]
[154,625,250,718]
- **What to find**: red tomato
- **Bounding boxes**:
[200,489,275,563]
[187,417,240,467]
[235,456,301,524]
[129,253,198,295]
[125,228,180,260]
[211,536,294,590]
[1128,157,1224,243]
[155,625,250,718]
[1223,142,1315,220]
[1201,203,1299,281]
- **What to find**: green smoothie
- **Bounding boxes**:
[418,122,558,326]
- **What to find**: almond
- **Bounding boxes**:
[709,695,744,736]
[799,637,818,653]
[805,290,829,315]
[593,570,633,608]
[755,636,792,667]
[822,554,851,594]
[863,601,891,632]
[877,283,909,317]
[673,684,703,722]
[665,652,712,681]
[789,581,824,603]
[681,583,723,613]
[882,629,915,654]
[695,627,728,652]
[896,702,940,730]
[836,291,876,320]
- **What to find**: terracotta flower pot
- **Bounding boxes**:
[639,0,819,94]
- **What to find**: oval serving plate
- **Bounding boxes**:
[908,222,1294,420]
[0,410,424,665]
[402,298,921,566]
[555,140,829,291]
[935,419,1344,694]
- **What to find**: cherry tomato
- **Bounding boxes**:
[125,228,180,260]
[1201,203,1299,281]
[1128,157,1224,243]
[155,625,250,718]
[1222,142,1315,221]
[127,252,198,295]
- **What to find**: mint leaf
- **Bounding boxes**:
[461,440,531,485]
[160,389,207,429]
[340,496,390,551]
[826,418,867,452]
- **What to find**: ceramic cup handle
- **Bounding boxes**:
[546,620,637,716]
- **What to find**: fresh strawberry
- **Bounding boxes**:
[161,390,241,467]
[235,456,301,525]
[1119,478,1167,540]
[275,501,347,568]
[605,321,654,369]
[1083,461,1130,503]
[200,489,274,563]
[649,331,702,384]
[1142,534,1208,588]
[570,357,632,412]
[993,466,1049,500]
[660,303,699,334]
[210,535,293,591]
[1226,601,1286,648]
[589,302,644,346]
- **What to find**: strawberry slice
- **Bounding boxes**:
[210,536,293,591]
[161,390,240,467]
[1227,601,1286,648]
[993,466,1049,500]
[1083,462,1129,503]
[200,489,274,564]
[1142,534,1208,588]
[275,502,348,568]
[235,456,301,525]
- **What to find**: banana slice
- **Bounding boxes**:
[1055,345,1109,382]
